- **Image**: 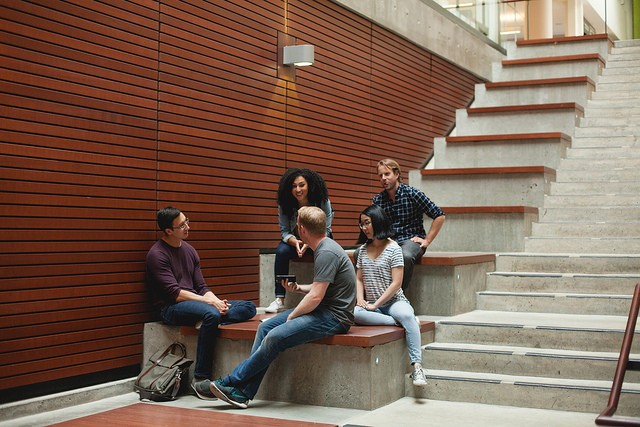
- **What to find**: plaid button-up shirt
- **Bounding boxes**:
[372,183,445,243]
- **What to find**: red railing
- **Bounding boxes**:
[595,283,640,426]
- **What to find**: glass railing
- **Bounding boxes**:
[431,0,610,48]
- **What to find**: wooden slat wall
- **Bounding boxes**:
[0,0,481,396]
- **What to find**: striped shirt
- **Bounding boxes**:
[356,240,408,306]
[373,183,445,243]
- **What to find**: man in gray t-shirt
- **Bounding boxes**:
[193,206,356,408]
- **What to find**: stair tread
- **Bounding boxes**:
[478,291,633,299]
[489,271,640,278]
[426,342,640,360]
[438,310,637,332]
[426,369,640,390]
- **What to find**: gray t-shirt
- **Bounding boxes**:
[313,237,356,326]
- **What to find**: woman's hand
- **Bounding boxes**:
[297,243,308,257]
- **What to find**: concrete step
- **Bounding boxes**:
[566,146,640,159]
[418,168,551,207]
[432,134,568,170]
[584,107,640,118]
[504,38,611,61]
[602,66,640,76]
[472,81,593,108]
[580,116,640,127]
[486,271,640,294]
[455,106,581,136]
[495,253,640,274]
[531,221,640,237]
[549,181,640,194]
[570,135,640,148]
[435,310,640,352]
[586,96,640,107]
[476,290,632,315]
[539,206,640,221]
[604,58,640,68]
[596,82,640,92]
[425,342,640,382]
[598,73,640,83]
[559,157,640,169]
[418,369,640,416]
[574,125,640,138]
[544,193,638,207]
[609,44,640,59]
[556,168,640,181]
[491,59,602,83]
[524,236,640,253]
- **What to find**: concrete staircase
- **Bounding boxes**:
[415,36,640,416]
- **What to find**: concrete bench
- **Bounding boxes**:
[260,251,496,316]
[143,315,435,410]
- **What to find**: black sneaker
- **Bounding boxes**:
[210,379,249,409]
[192,379,217,401]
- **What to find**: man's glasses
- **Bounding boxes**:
[173,218,190,230]
[359,220,372,229]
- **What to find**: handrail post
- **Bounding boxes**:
[595,283,640,426]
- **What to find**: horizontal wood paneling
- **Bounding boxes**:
[0,0,481,396]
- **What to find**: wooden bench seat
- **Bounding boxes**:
[180,313,435,347]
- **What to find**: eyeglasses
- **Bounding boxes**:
[359,220,372,229]
[172,218,190,230]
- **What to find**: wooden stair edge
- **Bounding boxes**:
[485,76,595,89]
[502,53,606,66]
[466,102,584,114]
[445,132,571,143]
[420,165,556,175]
[516,33,612,46]
[442,205,539,215]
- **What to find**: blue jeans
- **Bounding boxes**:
[353,240,425,290]
[398,240,426,290]
[354,300,422,364]
[221,308,348,399]
[274,241,314,298]
[160,299,256,380]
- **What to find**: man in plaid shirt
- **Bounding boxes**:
[371,158,446,290]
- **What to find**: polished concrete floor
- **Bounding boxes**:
[1,390,601,427]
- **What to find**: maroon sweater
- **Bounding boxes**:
[145,239,210,309]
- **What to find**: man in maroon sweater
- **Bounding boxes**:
[145,206,256,392]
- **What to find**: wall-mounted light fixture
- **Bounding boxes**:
[278,33,314,82]
[283,44,314,67]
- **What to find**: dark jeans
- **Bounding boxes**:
[221,308,348,399]
[354,239,426,290]
[160,299,256,380]
[273,241,314,299]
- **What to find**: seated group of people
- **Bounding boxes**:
[144,158,445,409]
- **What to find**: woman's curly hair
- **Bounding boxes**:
[277,168,329,217]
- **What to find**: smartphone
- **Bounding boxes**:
[276,274,296,282]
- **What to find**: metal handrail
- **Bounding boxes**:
[595,283,640,426]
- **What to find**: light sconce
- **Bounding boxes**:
[283,44,315,67]
[278,33,314,82]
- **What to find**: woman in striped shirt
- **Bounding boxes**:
[354,204,427,386]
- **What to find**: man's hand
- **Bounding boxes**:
[203,293,230,314]
[282,279,299,294]
[411,236,430,249]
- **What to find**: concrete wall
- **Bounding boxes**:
[332,0,505,80]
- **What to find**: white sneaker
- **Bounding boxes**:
[411,367,427,386]
[265,299,284,313]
